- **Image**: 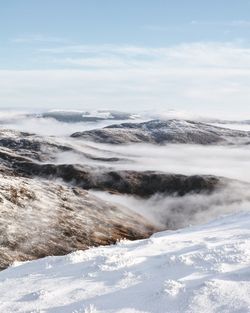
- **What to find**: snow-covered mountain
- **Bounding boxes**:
[37,110,141,123]
[71,119,250,145]
[0,211,249,313]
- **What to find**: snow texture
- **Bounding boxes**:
[71,119,250,145]
[0,212,249,313]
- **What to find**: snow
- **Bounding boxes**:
[0,212,249,313]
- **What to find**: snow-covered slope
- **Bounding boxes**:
[0,212,249,313]
[71,119,250,145]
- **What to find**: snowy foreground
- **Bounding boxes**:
[0,213,249,313]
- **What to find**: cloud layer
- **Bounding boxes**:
[1,42,250,118]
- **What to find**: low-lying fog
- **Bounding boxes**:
[57,138,250,229]
[1,111,250,230]
[0,111,144,136]
[91,181,250,230]
[209,123,250,132]
[56,141,250,183]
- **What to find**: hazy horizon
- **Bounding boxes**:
[0,1,250,118]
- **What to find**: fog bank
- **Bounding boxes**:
[92,181,250,230]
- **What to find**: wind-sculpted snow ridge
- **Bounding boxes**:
[71,119,250,145]
[0,212,249,313]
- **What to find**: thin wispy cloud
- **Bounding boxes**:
[57,57,134,69]
[190,20,250,28]
[44,42,250,70]
[142,20,250,35]
[1,42,250,118]
[142,25,181,32]
[40,44,161,56]
[11,34,69,44]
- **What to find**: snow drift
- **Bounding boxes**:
[0,211,249,313]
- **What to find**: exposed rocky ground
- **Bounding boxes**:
[0,175,156,270]
[0,128,222,197]
[71,119,250,144]
[0,123,247,270]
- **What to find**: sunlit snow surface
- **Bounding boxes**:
[0,212,249,313]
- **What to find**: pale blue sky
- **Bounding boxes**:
[0,1,250,117]
[1,0,250,68]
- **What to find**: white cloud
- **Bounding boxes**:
[142,20,250,34]
[43,42,250,69]
[12,34,68,44]
[189,20,250,28]
[1,42,250,118]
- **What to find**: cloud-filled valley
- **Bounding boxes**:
[0,110,250,312]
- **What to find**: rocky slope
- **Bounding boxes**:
[0,175,156,270]
[0,126,245,270]
[0,129,222,198]
[71,119,250,144]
